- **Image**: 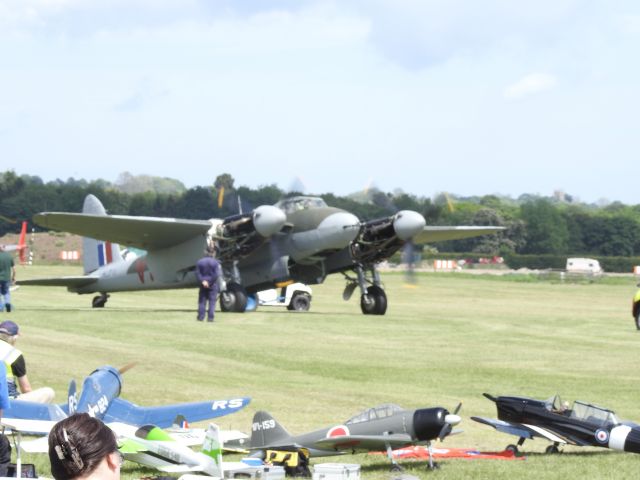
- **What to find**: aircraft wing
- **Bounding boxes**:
[102,397,251,428]
[4,399,68,422]
[415,226,504,244]
[471,417,567,444]
[0,418,58,436]
[18,276,98,288]
[33,212,212,251]
[314,434,414,452]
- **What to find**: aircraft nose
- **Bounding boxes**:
[318,212,361,249]
[412,407,448,441]
[253,205,287,237]
[393,210,426,241]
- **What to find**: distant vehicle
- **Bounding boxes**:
[566,257,602,275]
[633,286,640,330]
[472,393,640,455]
[256,283,312,311]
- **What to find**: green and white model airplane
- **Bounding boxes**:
[20,194,501,314]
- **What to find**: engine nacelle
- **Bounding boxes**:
[252,205,287,237]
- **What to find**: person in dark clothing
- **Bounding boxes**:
[195,246,221,322]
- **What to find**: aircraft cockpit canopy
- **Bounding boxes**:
[570,401,619,426]
[345,404,403,425]
[275,196,328,214]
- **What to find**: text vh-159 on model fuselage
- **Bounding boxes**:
[21,194,502,314]
[472,393,640,455]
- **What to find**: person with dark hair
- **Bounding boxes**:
[195,246,222,322]
[48,413,121,480]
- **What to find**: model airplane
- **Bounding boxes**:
[19,194,502,314]
[3,365,250,429]
[472,393,640,455]
[249,403,462,470]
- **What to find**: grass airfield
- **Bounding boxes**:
[8,265,640,479]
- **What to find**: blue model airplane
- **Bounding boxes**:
[3,365,250,429]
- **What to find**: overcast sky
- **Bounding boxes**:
[2,1,639,204]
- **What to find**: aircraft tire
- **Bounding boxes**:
[636,312,640,330]
[360,285,387,315]
[91,293,109,308]
[287,292,311,311]
[545,445,560,454]
[220,282,248,313]
[505,444,519,455]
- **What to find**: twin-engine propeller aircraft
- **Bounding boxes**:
[3,364,250,429]
[472,393,640,455]
[20,194,502,314]
[249,403,462,470]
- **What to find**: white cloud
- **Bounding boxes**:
[503,73,558,100]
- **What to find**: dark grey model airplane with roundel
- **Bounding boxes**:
[472,393,640,455]
[19,194,501,314]
[249,403,462,470]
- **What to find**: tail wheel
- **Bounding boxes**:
[288,292,311,311]
[220,282,248,312]
[360,285,387,315]
[92,293,109,308]
[636,312,640,330]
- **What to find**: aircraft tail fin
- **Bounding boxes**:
[201,423,224,477]
[18,221,27,263]
[68,379,78,414]
[250,411,294,449]
[82,194,122,274]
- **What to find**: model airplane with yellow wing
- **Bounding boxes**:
[20,194,502,314]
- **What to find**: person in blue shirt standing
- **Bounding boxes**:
[195,246,222,322]
[0,362,11,477]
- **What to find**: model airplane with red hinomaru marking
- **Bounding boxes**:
[19,194,502,314]
[248,403,462,471]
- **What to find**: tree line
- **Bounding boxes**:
[1,170,640,258]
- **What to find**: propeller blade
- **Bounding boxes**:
[118,362,137,375]
[453,402,462,415]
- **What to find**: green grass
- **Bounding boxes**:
[8,265,640,479]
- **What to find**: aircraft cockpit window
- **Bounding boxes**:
[276,197,328,214]
[346,404,402,425]
[570,401,616,426]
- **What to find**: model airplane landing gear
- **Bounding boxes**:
[545,443,561,454]
[220,282,248,312]
[92,293,109,308]
[506,436,526,455]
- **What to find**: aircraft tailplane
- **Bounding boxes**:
[250,411,294,449]
[201,423,224,477]
[82,194,122,274]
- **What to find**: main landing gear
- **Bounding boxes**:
[220,282,248,312]
[343,265,388,315]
